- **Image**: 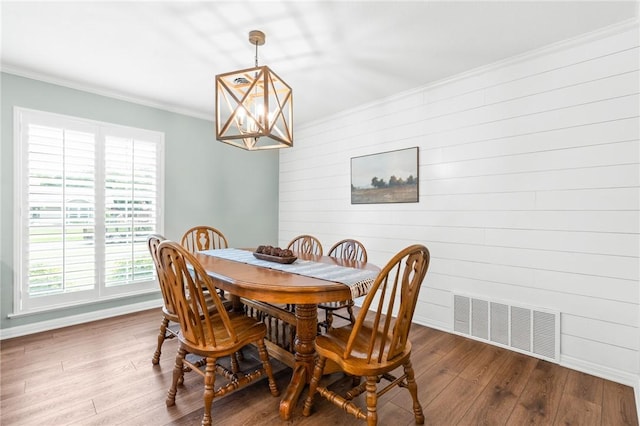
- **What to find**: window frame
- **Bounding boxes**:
[13,107,165,315]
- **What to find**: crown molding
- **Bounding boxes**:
[0,64,213,122]
[301,17,640,131]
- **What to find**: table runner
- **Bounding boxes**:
[199,248,378,299]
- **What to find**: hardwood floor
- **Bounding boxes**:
[1,308,637,425]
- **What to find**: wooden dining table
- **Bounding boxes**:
[193,249,379,420]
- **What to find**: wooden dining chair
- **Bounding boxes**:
[148,234,229,366]
[302,244,431,426]
[157,241,280,426]
[286,234,323,255]
[284,234,323,313]
[318,239,368,331]
[148,234,179,365]
[181,225,229,299]
[181,225,229,252]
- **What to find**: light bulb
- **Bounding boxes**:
[236,108,246,127]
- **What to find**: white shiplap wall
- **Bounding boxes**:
[279,23,639,386]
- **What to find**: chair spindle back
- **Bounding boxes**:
[328,239,367,262]
[286,234,323,255]
[181,226,228,253]
[345,244,430,363]
[157,241,236,350]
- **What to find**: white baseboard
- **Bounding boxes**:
[560,355,639,389]
[413,314,450,334]
[0,298,163,340]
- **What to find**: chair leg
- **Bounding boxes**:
[365,376,378,426]
[347,303,356,324]
[325,309,334,330]
[403,359,424,424]
[256,339,280,396]
[202,357,216,426]
[302,356,327,416]
[351,374,362,388]
[236,347,245,361]
[316,308,328,334]
[153,316,170,365]
[166,346,186,407]
[230,351,240,374]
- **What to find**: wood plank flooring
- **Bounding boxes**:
[1,308,637,425]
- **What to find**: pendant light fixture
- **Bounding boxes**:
[215,30,293,150]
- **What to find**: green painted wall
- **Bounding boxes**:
[0,72,279,331]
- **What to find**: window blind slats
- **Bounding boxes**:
[103,136,158,288]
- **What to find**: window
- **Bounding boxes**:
[14,108,164,314]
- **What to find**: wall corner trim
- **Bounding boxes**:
[635,377,640,426]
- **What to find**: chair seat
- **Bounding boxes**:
[178,312,267,358]
[315,322,413,376]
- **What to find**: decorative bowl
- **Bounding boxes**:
[253,252,297,264]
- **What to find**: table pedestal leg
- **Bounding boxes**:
[230,294,243,312]
[279,303,317,420]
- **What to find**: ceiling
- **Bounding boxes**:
[2,1,637,127]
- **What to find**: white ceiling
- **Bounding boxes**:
[2,1,637,127]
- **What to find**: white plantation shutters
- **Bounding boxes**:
[25,120,97,299]
[103,134,159,288]
[15,108,164,313]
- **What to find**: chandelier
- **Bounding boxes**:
[215,30,293,150]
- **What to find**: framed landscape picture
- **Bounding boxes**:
[351,147,419,204]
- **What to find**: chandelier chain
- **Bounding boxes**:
[255,41,259,68]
